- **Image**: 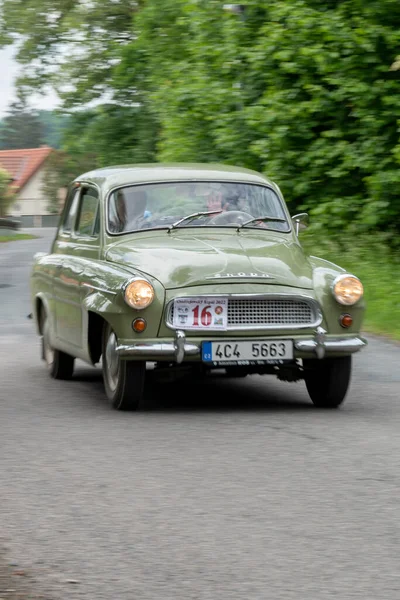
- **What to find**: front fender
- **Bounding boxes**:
[80,261,166,342]
[32,292,54,339]
[31,253,59,338]
[309,256,366,334]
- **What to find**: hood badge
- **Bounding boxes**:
[206,273,274,280]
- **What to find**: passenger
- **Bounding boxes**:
[129,189,151,229]
[109,189,151,233]
[109,190,128,233]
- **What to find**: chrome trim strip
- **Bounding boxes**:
[205,274,274,280]
[169,293,315,298]
[116,342,200,359]
[165,293,323,332]
[81,283,117,295]
[53,296,81,308]
[121,276,153,293]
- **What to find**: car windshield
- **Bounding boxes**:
[107,182,289,234]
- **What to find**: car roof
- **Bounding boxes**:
[75,163,276,191]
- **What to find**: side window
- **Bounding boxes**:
[61,188,81,234]
[75,188,99,238]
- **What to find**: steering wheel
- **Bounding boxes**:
[208,210,254,226]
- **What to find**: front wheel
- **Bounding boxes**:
[102,323,146,411]
[303,356,352,409]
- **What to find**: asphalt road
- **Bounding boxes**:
[1,229,400,600]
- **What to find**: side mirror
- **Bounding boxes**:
[292,213,309,235]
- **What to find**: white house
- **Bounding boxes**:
[0,146,59,226]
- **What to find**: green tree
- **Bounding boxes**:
[62,104,159,166]
[38,111,71,149]
[115,0,400,236]
[0,168,16,217]
[3,0,400,240]
[242,1,400,235]
[42,103,159,214]
[0,97,45,149]
[0,0,138,109]
[42,149,97,214]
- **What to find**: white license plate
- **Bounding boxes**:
[173,297,228,330]
[202,340,293,365]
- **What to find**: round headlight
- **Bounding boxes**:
[333,274,364,306]
[124,279,155,310]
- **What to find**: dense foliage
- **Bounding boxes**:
[0,167,16,217]
[41,105,159,212]
[0,98,44,149]
[0,104,70,150]
[1,0,400,239]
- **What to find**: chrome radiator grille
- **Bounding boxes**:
[228,298,313,326]
[167,297,318,330]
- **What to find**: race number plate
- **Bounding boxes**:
[172,298,228,330]
[202,339,293,366]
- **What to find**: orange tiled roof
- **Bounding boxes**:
[0,146,53,191]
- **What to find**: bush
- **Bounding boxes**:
[301,228,400,340]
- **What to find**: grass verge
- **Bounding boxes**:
[302,231,400,341]
[0,233,37,243]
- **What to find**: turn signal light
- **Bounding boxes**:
[340,314,353,328]
[132,318,147,333]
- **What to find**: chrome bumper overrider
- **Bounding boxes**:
[293,327,367,359]
[115,327,367,363]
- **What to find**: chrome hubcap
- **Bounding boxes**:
[105,331,119,392]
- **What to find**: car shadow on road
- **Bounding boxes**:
[145,380,314,413]
[72,366,315,413]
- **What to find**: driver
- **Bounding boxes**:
[222,192,240,212]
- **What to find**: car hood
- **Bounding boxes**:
[105,230,314,290]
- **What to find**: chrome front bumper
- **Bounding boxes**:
[116,327,367,363]
[116,330,199,364]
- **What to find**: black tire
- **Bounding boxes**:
[42,311,75,380]
[102,323,145,411]
[304,356,352,408]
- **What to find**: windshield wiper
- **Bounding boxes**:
[167,210,222,233]
[236,215,287,232]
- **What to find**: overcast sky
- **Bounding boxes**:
[0,44,59,117]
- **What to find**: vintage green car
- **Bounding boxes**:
[30,163,367,410]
